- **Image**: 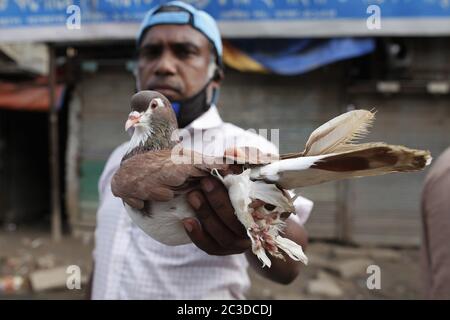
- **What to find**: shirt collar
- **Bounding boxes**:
[185,105,223,131]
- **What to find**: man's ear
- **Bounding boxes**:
[213,67,224,83]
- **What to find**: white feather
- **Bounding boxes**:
[250,154,327,182]
[127,125,153,154]
[250,181,294,213]
[274,236,308,265]
[303,109,375,156]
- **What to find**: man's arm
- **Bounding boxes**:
[184,177,307,285]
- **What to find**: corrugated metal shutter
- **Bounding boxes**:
[220,69,346,240]
[346,96,450,246]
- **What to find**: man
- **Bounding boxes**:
[91,1,312,299]
[421,147,450,299]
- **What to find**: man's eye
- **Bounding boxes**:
[138,47,161,60]
[175,50,191,59]
[174,47,196,59]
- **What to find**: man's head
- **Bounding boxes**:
[135,1,223,128]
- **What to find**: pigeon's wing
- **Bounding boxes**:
[189,146,279,177]
[112,146,275,204]
[251,143,432,189]
[222,146,279,165]
[112,149,217,202]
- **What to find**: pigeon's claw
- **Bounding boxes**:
[251,206,287,261]
[247,223,272,268]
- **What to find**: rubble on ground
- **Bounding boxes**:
[0,230,92,297]
[247,241,420,300]
[1,229,420,299]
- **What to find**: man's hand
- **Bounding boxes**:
[183,177,251,255]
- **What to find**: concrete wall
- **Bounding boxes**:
[219,66,347,241]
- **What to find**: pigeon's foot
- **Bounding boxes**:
[246,223,273,268]
[251,205,285,233]
[247,221,285,267]
[250,204,308,266]
[211,167,308,267]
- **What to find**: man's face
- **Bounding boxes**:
[137,24,215,101]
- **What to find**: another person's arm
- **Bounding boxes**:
[421,150,450,299]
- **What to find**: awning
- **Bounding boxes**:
[223,38,375,75]
[0,79,65,112]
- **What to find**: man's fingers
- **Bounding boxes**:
[182,218,243,256]
[186,191,250,251]
[200,177,248,238]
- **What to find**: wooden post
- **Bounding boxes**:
[48,44,62,242]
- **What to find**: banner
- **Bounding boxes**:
[0,0,449,42]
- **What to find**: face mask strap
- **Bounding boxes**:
[210,86,219,107]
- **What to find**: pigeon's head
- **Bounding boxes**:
[124,91,180,157]
[126,90,177,134]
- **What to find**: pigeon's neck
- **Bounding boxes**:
[127,126,153,153]
[124,118,177,161]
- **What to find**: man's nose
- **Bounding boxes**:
[154,51,177,76]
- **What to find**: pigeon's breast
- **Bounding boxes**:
[125,195,195,246]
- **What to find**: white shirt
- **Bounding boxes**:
[92,106,313,300]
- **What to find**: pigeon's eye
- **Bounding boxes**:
[150,100,159,110]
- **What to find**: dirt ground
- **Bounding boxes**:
[0,227,422,300]
[247,242,422,299]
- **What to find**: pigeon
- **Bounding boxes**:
[111,90,431,268]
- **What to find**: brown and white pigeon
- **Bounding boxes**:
[111,90,432,268]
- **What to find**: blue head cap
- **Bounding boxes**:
[137,1,222,65]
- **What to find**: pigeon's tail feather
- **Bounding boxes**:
[252,143,432,190]
[302,109,375,156]
[312,143,431,173]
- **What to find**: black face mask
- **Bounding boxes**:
[170,80,219,128]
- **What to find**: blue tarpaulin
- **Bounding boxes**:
[229,38,375,75]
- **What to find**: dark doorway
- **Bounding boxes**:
[0,105,68,230]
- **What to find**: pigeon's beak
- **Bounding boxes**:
[125,111,141,131]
